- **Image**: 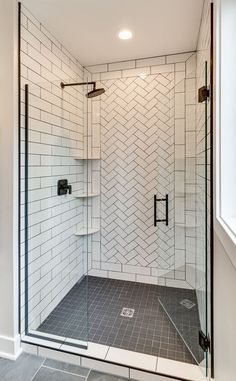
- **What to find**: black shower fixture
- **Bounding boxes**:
[57,179,72,196]
[60,81,105,98]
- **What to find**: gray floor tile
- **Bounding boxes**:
[38,276,201,364]
[87,370,129,381]
[33,366,85,381]
[159,292,204,363]
[44,358,89,377]
[0,353,44,381]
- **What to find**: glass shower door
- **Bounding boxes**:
[196,60,211,375]
[21,80,89,348]
[158,61,210,376]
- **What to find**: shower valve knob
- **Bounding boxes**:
[57,179,72,196]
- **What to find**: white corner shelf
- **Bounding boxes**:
[175,191,197,197]
[176,223,200,229]
[74,157,100,160]
[75,227,100,236]
[74,193,100,198]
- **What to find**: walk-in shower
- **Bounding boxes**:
[19,2,212,380]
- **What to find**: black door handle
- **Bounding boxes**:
[154,194,168,226]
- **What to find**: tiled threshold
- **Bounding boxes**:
[21,336,207,381]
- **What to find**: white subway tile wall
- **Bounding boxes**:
[20,5,87,333]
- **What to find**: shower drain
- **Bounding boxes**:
[121,308,135,318]
[180,299,195,310]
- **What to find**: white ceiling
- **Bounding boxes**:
[21,0,204,66]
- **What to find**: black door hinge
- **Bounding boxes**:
[199,330,210,352]
[198,86,210,103]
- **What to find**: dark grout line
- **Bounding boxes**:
[85,369,91,381]
[29,360,44,381]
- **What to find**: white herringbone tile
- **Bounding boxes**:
[100,74,175,271]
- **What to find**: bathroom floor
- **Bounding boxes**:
[38,276,203,365]
[0,352,129,381]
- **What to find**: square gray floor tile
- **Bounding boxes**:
[33,366,85,381]
[44,358,89,377]
[87,370,130,381]
[38,276,203,364]
[0,353,44,381]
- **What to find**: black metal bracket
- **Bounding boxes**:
[60,81,95,89]
[198,86,210,103]
[199,330,210,352]
[57,179,72,196]
[154,194,169,226]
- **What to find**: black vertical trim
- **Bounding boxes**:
[210,2,214,378]
[204,59,209,376]
[24,84,29,334]
[165,194,169,226]
[18,1,21,335]
[154,195,157,226]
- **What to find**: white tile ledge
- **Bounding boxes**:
[156,357,207,381]
[60,341,109,360]
[130,369,174,381]
[106,347,157,372]
[22,340,207,381]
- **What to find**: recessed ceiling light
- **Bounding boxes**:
[118,30,133,40]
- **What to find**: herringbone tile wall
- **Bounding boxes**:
[101,74,175,271]
[85,52,197,288]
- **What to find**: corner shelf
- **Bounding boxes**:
[74,193,100,198]
[75,227,100,236]
[175,191,197,197]
[74,157,100,160]
[175,223,200,229]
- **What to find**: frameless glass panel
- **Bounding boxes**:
[60,79,89,347]
[22,80,88,348]
[197,60,210,373]
[158,61,210,375]
[84,78,101,346]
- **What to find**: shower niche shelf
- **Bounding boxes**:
[175,191,197,197]
[175,223,200,229]
[73,156,100,160]
[74,193,99,198]
[75,227,100,236]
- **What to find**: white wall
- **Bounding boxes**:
[0,0,20,358]
[214,234,236,381]
[213,0,236,380]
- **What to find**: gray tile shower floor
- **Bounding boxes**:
[0,353,130,381]
[38,276,203,365]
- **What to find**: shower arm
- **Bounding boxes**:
[60,81,96,89]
